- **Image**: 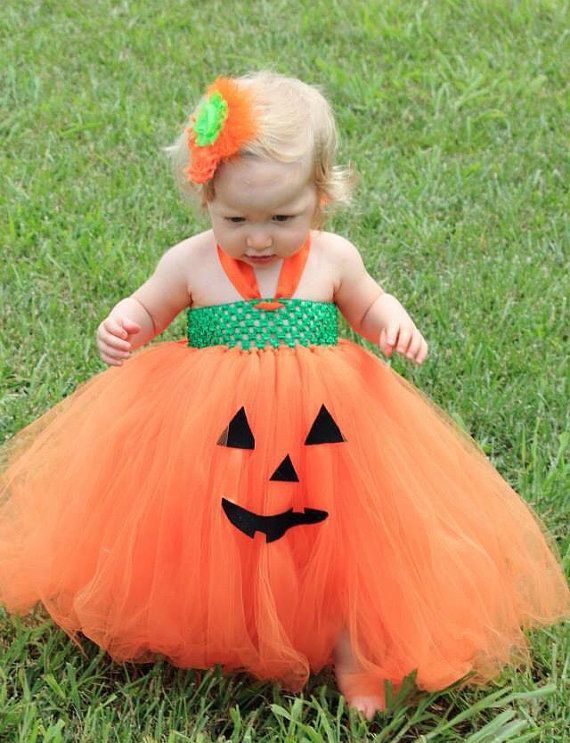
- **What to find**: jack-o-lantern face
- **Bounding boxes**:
[218,405,346,542]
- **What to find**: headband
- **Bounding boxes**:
[185,77,258,184]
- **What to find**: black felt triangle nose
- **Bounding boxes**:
[270,454,299,482]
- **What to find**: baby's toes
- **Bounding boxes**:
[350,694,384,720]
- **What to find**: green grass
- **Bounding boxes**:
[1,0,569,740]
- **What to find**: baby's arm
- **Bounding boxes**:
[332,237,428,364]
[96,241,192,366]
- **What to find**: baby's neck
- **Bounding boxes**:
[187,229,337,308]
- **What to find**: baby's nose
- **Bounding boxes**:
[246,231,273,249]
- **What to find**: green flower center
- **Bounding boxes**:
[192,91,228,146]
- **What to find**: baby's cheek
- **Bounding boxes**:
[288,227,310,248]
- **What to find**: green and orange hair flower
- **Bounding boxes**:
[186,76,258,183]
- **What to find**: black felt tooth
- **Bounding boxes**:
[217,407,255,449]
[305,404,346,445]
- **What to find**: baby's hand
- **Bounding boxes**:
[96,315,141,367]
[376,295,428,365]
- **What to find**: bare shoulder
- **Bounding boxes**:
[310,230,363,293]
[156,230,217,294]
[130,230,215,332]
[311,230,362,266]
[160,229,214,270]
[312,231,382,331]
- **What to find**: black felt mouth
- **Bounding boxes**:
[221,497,329,543]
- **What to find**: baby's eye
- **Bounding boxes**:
[225,217,245,223]
[272,215,293,222]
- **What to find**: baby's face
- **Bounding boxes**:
[208,156,318,268]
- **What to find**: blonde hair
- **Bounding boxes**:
[165,71,354,216]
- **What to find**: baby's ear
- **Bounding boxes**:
[202,180,216,208]
[311,210,325,230]
[310,194,327,228]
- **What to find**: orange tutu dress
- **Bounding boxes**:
[1,238,568,696]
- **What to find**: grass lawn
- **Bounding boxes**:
[1,0,568,740]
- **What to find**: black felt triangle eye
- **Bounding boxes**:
[305,404,346,445]
[217,407,255,449]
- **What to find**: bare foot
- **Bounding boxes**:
[349,693,385,720]
[333,629,385,720]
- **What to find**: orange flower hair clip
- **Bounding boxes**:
[186,77,258,184]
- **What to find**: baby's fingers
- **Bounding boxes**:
[406,328,423,359]
[406,330,428,364]
[96,328,131,361]
[122,319,141,335]
[416,338,429,364]
[395,325,414,355]
[379,325,399,357]
[104,317,129,340]
[98,320,131,350]
[96,335,122,365]
[98,330,131,354]
[99,351,125,367]
[97,338,131,363]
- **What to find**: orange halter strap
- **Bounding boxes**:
[216,235,311,311]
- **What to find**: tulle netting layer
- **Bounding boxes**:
[0,339,568,692]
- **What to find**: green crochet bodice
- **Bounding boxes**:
[187,298,338,349]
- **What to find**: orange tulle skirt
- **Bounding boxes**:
[0,339,568,692]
